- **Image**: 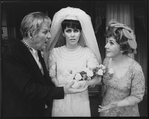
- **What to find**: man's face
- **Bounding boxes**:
[32,24,51,51]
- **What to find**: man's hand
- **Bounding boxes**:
[64,81,88,94]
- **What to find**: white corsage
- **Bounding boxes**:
[108,68,114,75]
[103,68,114,80]
[96,64,106,76]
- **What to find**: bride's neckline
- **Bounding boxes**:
[63,45,81,52]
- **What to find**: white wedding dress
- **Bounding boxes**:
[49,45,99,117]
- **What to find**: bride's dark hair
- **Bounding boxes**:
[61,19,82,32]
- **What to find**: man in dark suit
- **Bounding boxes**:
[2,12,87,117]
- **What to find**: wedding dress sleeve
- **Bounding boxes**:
[86,48,99,69]
[48,49,59,86]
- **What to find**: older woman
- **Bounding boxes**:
[98,19,145,117]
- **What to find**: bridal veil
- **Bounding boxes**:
[44,6,102,69]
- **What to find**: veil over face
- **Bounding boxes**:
[44,7,102,68]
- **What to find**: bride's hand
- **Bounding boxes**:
[71,80,88,89]
[63,81,88,94]
[78,80,88,88]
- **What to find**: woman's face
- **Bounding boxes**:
[105,37,121,58]
[63,27,81,47]
[32,24,51,51]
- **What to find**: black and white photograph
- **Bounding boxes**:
[0,0,148,118]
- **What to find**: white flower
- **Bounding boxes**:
[97,69,104,75]
[74,73,82,81]
[86,69,94,77]
[108,68,114,74]
[99,64,106,70]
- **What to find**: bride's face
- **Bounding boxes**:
[63,27,81,47]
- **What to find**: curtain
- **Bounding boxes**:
[106,2,134,28]
[7,10,17,46]
[134,17,147,95]
[106,1,135,59]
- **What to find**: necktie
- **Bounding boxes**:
[37,51,46,75]
[34,51,42,69]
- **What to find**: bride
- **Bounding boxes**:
[44,7,102,117]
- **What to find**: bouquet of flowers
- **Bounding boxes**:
[74,64,106,81]
[72,64,106,88]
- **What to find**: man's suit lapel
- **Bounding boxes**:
[18,40,45,80]
[18,40,54,85]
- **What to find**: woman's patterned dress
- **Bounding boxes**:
[100,58,145,117]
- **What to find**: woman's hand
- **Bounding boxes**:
[98,102,117,112]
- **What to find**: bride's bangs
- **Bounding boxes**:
[61,20,82,31]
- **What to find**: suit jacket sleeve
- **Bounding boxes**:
[2,47,64,103]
